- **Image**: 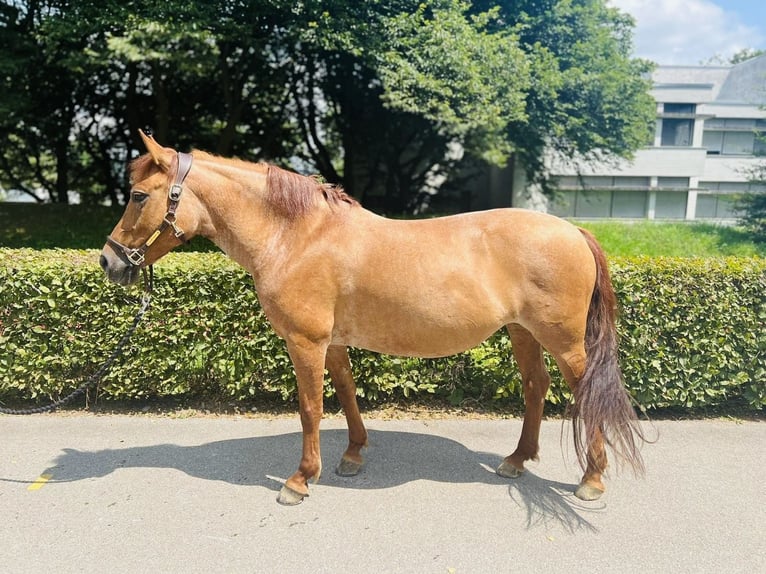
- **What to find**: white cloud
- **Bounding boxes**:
[611,0,765,64]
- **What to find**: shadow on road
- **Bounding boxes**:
[18,427,599,532]
[507,472,601,533]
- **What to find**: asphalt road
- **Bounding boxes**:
[1,414,763,573]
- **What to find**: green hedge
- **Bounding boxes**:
[1,249,764,410]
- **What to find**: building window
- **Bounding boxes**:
[552,189,701,219]
[702,130,723,154]
[657,177,690,189]
[696,195,740,218]
[579,176,612,189]
[655,191,688,219]
[551,177,650,218]
[724,131,756,154]
[576,190,612,217]
[754,133,766,155]
[549,189,648,218]
[555,176,650,190]
[661,118,693,146]
[664,103,696,115]
[703,118,762,155]
[727,119,755,129]
[700,181,753,193]
[612,190,648,217]
[550,193,575,217]
[704,131,755,155]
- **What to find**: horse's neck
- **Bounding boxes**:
[194,163,315,282]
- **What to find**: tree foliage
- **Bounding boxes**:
[0,0,654,211]
[739,192,766,242]
[739,161,766,242]
[704,48,766,66]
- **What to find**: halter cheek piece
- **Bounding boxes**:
[106,152,193,267]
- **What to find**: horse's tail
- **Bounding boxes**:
[571,229,646,476]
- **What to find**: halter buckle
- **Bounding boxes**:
[164,216,185,239]
[169,183,183,202]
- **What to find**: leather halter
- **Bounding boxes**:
[107,152,193,267]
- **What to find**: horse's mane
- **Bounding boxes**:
[266,164,358,219]
[129,152,357,219]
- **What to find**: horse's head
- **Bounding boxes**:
[100,131,199,285]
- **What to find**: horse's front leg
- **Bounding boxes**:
[326,345,368,476]
[277,337,328,506]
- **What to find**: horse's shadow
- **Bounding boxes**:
[42,428,599,533]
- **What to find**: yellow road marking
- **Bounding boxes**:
[27,473,53,491]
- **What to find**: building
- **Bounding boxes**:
[485,55,766,220]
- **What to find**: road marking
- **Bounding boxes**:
[27,473,53,491]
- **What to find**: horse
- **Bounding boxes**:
[100,130,645,505]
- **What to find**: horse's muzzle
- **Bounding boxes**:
[100,248,141,286]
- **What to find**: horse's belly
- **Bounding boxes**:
[332,329,498,358]
[331,303,508,358]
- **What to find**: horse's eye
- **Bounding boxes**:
[131,191,149,203]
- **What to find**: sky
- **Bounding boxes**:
[610,0,766,65]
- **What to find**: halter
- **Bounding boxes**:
[107,152,193,267]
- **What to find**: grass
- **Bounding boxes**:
[576,220,764,257]
[0,203,763,257]
[0,203,122,249]
[0,203,218,252]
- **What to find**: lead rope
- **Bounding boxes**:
[0,266,154,415]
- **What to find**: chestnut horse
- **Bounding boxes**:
[100,131,645,505]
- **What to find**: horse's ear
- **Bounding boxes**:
[138,129,174,171]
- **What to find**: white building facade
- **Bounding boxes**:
[511,55,766,220]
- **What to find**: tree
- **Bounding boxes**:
[0,0,300,204]
[468,0,656,192]
[704,48,766,66]
[283,0,531,211]
[0,0,82,203]
[738,191,766,242]
[231,0,654,211]
[738,158,766,242]
[0,0,654,212]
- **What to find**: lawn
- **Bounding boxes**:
[0,202,763,257]
[0,203,218,252]
[578,220,764,257]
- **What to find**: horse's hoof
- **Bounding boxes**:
[574,482,605,501]
[277,484,307,506]
[336,456,363,477]
[496,460,524,479]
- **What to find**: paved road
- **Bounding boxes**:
[1,414,763,573]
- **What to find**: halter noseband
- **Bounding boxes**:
[107,152,193,267]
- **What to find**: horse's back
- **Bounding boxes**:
[351,208,594,295]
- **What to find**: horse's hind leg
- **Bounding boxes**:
[326,345,368,476]
[497,324,551,478]
[537,332,608,501]
[553,349,608,501]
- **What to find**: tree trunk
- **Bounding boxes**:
[153,67,170,144]
[216,44,245,156]
[54,135,69,204]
